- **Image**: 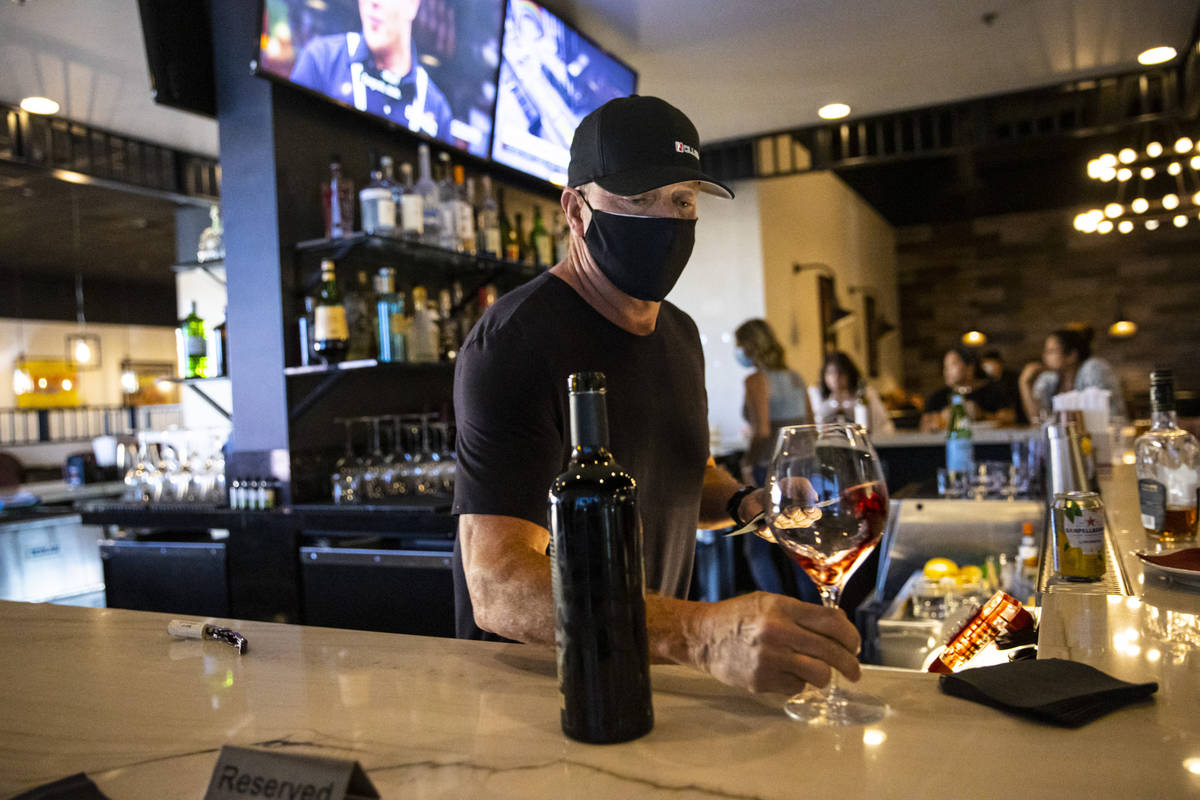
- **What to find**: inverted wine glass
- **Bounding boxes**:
[765,422,890,725]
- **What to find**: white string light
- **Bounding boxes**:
[1075,128,1200,234]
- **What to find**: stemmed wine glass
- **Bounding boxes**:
[765,422,890,725]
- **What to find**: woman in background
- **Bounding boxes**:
[733,319,817,601]
[1019,327,1128,422]
[814,351,895,436]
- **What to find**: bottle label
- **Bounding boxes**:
[314,305,348,342]
[1139,478,1167,532]
[186,335,207,357]
[1063,505,1105,554]
[535,236,554,266]
[400,196,424,233]
[484,229,502,256]
[456,202,475,239]
[946,438,974,474]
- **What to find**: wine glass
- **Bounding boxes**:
[765,422,890,725]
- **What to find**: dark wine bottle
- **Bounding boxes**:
[549,371,653,744]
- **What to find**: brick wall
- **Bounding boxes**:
[896,208,1200,418]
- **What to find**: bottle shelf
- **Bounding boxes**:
[294,232,544,279]
[283,359,452,377]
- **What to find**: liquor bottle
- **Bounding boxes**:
[513,211,530,264]
[179,301,208,378]
[397,162,424,241]
[499,191,518,261]
[437,287,459,360]
[549,371,653,743]
[321,157,354,238]
[212,309,229,378]
[437,152,458,250]
[312,259,349,364]
[477,175,501,257]
[374,267,406,363]
[196,204,224,263]
[407,286,439,363]
[415,144,441,246]
[452,165,476,254]
[297,296,315,367]
[553,209,569,263]
[359,155,396,236]
[530,204,553,267]
[1135,369,1200,541]
[344,270,376,361]
[945,392,975,478]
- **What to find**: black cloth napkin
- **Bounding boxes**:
[11,773,111,800]
[938,658,1158,727]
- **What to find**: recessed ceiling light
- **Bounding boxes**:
[19,96,59,115]
[1138,46,1177,65]
[818,103,851,120]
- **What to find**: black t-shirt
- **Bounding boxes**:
[451,273,710,640]
[925,381,1015,416]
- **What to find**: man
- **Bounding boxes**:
[452,95,863,695]
[980,348,1027,424]
[921,345,1017,431]
[290,0,453,141]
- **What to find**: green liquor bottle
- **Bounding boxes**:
[179,301,208,378]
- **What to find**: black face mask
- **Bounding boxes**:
[581,202,697,302]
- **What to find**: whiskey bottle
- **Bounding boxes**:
[312,260,349,364]
[1135,369,1199,541]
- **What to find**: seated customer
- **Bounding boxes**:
[812,351,894,436]
[980,348,1028,425]
[1018,327,1128,423]
[921,346,1017,432]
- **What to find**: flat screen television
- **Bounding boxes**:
[257,0,504,158]
[490,0,637,185]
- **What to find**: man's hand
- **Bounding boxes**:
[682,591,863,694]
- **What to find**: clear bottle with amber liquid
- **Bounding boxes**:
[1135,369,1199,541]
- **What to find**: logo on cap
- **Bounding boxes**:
[675,141,700,160]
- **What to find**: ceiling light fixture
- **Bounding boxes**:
[1076,126,1200,235]
[1138,46,1177,65]
[818,103,851,120]
[19,96,60,115]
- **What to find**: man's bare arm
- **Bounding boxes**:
[459,512,862,694]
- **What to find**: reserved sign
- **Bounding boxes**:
[204,746,379,800]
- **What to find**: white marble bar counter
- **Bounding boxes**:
[2,595,1199,799]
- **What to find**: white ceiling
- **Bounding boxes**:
[0,0,1196,156]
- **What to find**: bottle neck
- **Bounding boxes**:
[570,391,610,456]
[1151,409,1178,430]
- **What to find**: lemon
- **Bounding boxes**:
[956,565,983,585]
[923,557,959,580]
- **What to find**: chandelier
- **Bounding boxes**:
[1074,135,1200,234]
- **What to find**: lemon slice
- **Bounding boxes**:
[923,557,959,580]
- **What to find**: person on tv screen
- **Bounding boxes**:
[290,0,453,142]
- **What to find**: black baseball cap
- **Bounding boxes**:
[567,95,734,199]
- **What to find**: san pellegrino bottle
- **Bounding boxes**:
[530,204,553,267]
[374,267,406,363]
[179,301,208,378]
[414,144,441,246]
[1135,369,1200,541]
[312,259,349,364]
[945,392,974,476]
[397,162,424,240]
[549,371,653,744]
